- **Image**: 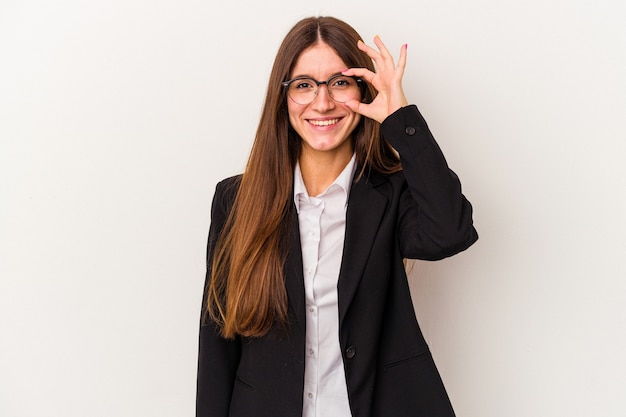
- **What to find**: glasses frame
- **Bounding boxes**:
[281,74,364,105]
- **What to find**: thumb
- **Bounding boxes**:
[344,100,379,123]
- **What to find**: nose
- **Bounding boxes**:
[311,84,335,112]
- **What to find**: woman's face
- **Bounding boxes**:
[287,43,361,159]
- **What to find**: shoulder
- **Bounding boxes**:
[216,174,242,190]
[214,174,242,200]
[359,167,406,187]
[211,174,242,218]
[353,168,407,203]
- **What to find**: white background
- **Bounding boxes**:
[1,1,625,416]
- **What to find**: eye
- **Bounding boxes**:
[330,76,355,89]
[293,79,315,90]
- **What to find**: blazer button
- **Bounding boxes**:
[346,346,356,359]
[405,126,416,136]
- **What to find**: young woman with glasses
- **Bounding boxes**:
[196,16,478,417]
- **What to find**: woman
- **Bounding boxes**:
[197,16,478,417]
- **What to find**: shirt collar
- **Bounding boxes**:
[293,153,357,214]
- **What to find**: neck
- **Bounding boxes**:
[299,148,353,197]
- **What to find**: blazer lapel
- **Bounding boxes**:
[337,172,389,325]
[283,172,389,331]
[284,204,306,332]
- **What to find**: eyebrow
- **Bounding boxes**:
[289,71,345,80]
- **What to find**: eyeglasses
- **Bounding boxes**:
[282,75,363,105]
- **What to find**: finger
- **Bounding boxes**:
[343,98,363,113]
[357,39,382,63]
[358,39,393,73]
[371,36,398,75]
[344,99,376,121]
[345,98,388,124]
[373,35,394,62]
[342,67,376,83]
[396,43,408,74]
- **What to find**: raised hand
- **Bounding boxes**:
[342,35,409,123]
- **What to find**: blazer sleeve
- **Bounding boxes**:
[196,177,242,417]
[380,105,478,260]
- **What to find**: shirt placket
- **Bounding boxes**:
[303,198,324,415]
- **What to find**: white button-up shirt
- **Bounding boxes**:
[294,154,357,417]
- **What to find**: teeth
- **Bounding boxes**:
[309,118,339,126]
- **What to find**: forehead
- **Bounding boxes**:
[291,42,349,78]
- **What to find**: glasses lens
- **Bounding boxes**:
[287,78,317,105]
[327,75,360,103]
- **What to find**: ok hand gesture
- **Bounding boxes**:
[342,36,409,124]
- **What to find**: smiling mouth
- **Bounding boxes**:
[308,118,341,127]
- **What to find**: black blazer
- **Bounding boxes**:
[197,105,478,417]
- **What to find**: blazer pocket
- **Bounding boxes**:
[383,350,430,370]
[235,376,255,391]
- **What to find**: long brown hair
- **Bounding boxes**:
[207,16,401,339]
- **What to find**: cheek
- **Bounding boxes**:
[348,112,361,130]
[345,113,362,140]
[287,102,302,126]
